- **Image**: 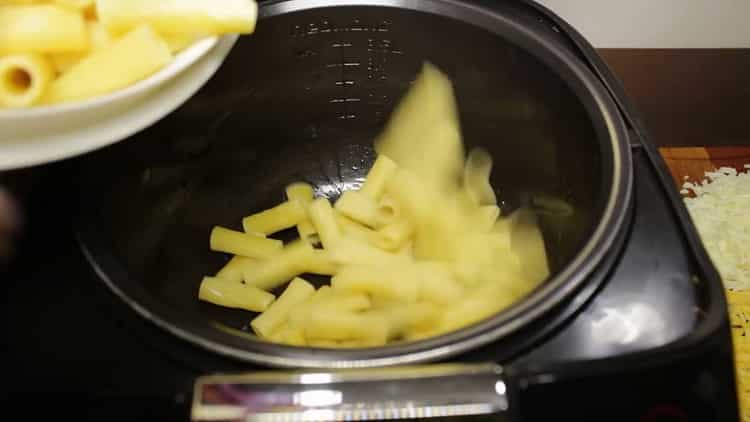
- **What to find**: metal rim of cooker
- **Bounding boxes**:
[79,0,633,368]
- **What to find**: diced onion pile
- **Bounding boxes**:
[681,164,750,290]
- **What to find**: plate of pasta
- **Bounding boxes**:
[0,0,257,170]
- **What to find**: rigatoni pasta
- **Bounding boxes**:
[196,62,550,348]
[463,147,497,206]
[0,54,54,107]
[44,24,172,104]
[250,277,315,338]
[96,0,257,36]
[360,154,397,199]
[0,0,257,109]
[242,199,306,235]
[307,198,341,249]
[0,4,88,55]
[209,226,283,259]
[198,276,274,313]
[49,20,111,74]
[285,182,318,243]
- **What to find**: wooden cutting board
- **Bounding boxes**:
[659,146,750,422]
[659,146,750,189]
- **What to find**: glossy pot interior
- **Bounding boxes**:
[73,0,630,367]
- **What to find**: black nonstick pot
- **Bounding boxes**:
[74,0,632,369]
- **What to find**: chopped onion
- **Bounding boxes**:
[681,164,750,290]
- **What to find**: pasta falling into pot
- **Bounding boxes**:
[198,63,551,348]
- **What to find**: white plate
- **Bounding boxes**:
[0,34,238,171]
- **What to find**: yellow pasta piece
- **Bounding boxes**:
[417,262,464,305]
[300,249,338,276]
[162,32,207,53]
[334,190,385,228]
[0,5,88,55]
[369,302,441,338]
[250,277,315,338]
[452,232,517,286]
[43,24,172,104]
[439,283,519,332]
[314,290,371,313]
[303,310,389,345]
[96,0,258,36]
[510,208,550,284]
[286,286,333,328]
[198,276,275,312]
[210,226,283,259]
[384,169,458,261]
[397,241,414,257]
[331,263,419,302]
[471,205,500,233]
[54,0,94,12]
[463,147,497,206]
[360,154,398,200]
[375,195,400,226]
[243,240,312,291]
[328,237,406,267]
[335,213,382,247]
[375,218,413,251]
[307,198,341,249]
[268,323,307,346]
[50,20,111,74]
[285,182,318,243]
[403,325,448,342]
[374,62,464,191]
[288,289,370,330]
[215,255,258,283]
[242,199,306,235]
[0,54,53,108]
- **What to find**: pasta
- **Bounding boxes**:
[375,218,413,251]
[303,310,390,345]
[0,4,88,55]
[300,249,338,276]
[334,190,384,228]
[53,0,94,12]
[242,240,315,291]
[49,20,111,74]
[198,276,274,313]
[285,182,318,243]
[215,255,257,283]
[250,277,315,338]
[241,199,306,235]
[0,54,54,107]
[96,0,257,36]
[209,226,283,259]
[331,264,420,302]
[360,154,397,199]
[463,147,497,206]
[306,198,341,249]
[335,213,383,247]
[43,25,172,104]
[197,62,551,348]
[0,0,257,108]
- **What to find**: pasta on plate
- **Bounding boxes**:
[0,0,256,108]
[198,62,551,348]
